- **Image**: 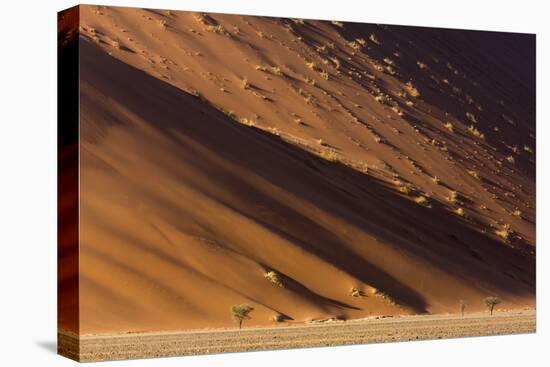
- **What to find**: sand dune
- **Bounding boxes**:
[59,5,535,335]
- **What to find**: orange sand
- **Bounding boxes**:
[59,5,535,335]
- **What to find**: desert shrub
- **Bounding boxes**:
[483,297,501,316]
[405,82,420,97]
[468,125,485,139]
[194,13,207,24]
[316,45,328,54]
[252,90,270,101]
[495,224,512,241]
[348,40,362,50]
[398,185,411,195]
[266,127,280,136]
[319,149,339,162]
[304,77,316,86]
[239,117,257,126]
[350,288,367,297]
[391,106,403,116]
[210,24,230,36]
[231,304,254,328]
[372,288,396,305]
[512,209,522,218]
[466,112,477,123]
[467,170,479,179]
[459,300,466,317]
[417,61,429,69]
[374,94,388,104]
[455,207,466,217]
[385,65,396,75]
[264,271,284,287]
[369,33,380,45]
[271,66,283,76]
[415,195,430,207]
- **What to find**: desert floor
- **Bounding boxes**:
[58,309,535,362]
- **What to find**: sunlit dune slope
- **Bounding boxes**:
[69,5,535,334]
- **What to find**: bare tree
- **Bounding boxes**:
[231,304,254,329]
[459,300,466,317]
[483,297,501,316]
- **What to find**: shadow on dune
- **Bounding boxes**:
[79,37,534,316]
[260,264,361,312]
[336,23,535,177]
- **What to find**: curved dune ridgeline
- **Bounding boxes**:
[68,6,534,335]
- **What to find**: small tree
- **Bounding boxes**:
[459,300,466,317]
[483,297,501,316]
[231,304,254,329]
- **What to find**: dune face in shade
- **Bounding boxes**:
[59,3,535,353]
[58,6,80,336]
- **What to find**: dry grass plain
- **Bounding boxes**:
[59,309,535,362]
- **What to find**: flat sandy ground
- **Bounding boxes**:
[59,309,535,362]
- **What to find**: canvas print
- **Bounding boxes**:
[58,4,536,362]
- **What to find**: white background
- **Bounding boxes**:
[0,0,547,365]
